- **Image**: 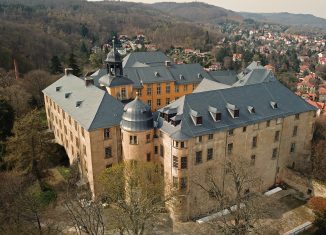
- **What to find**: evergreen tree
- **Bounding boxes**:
[49,56,63,75]
[80,42,88,55]
[0,98,15,142]
[80,24,89,38]
[68,53,81,77]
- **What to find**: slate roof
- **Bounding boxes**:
[193,78,231,93]
[208,70,238,85]
[233,68,276,87]
[159,80,317,141]
[122,52,170,68]
[99,74,134,87]
[123,63,213,88]
[43,74,124,131]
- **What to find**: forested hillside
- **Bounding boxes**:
[0,0,221,74]
[152,2,243,24]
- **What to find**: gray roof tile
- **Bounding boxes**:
[43,74,124,131]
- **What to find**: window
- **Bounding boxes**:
[154,146,158,154]
[295,114,300,120]
[173,156,178,168]
[104,128,110,139]
[74,120,78,130]
[64,125,67,135]
[121,87,126,98]
[196,136,202,143]
[228,143,233,155]
[157,99,161,106]
[146,134,151,143]
[106,164,113,168]
[180,141,185,148]
[147,85,152,95]
[147,153,151,162]
[137,88,142,96]
[243,126,247,132]
[293,126,298,137]
[274,131,280,142]
[290,143,296,153]
[83,145,87,156]
[183,84,188,92]
[157,84,161,95]
[195,151,202,164]
[69,115,71,125]
[272,148,278,159]
[129,135,138,145]
[105,147,112,158]
[181,157,187,169]
[276,118,282,124]
[207,148,213,161]
[208,134,214,140]
[147,100,151,107]
[228,129,234,135]
[251,155,256,165]
[253,123,259,130]
[75,137,79,148]
[180,177,187,189]
[252,136,257,148]
[62,112,65,119]
[166,98,170,105]
[266,120,270,127]
[173,177,178,188]
[166,83,170,93]
[196,116,203,125]
[70,131,73,141]
[175,85,179,93]
[160,145,164,157]
[81,127,85,137]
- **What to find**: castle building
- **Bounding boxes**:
[43,46,316,221]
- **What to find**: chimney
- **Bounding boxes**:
[85,77,94,87]
[165,61,171,67]
[65,68,73,76]
[256,61,261,66]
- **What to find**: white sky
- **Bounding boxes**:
[89,0,326,19]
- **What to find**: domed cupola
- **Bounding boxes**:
[121,97,154,132]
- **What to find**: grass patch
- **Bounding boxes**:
[27,182,57,206]
[57,166,70,180]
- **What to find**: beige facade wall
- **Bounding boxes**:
[161,111,316,221]
[121,129,155,163]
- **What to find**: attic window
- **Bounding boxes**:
[270,101,278,109]
[226,103,239,118]
[208,106,221,122]
[179,74,184,80]
[190,109,202,125]
[161,108,177,122]
[248,106,255,114]
[197,73,203,79]
[65,93,71,99]
[56,86,62,92]
[76,101,83,108]
[171,114,182,126]
[154,72,160,77]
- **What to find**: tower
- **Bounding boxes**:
[99,40,134,101]
[120,97,155,162]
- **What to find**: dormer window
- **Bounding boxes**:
[197,73,203,79]
[162,108,177,122]
[171,115,182,126]
[76,101,83,108]
[248,106,255,114]
[226,103,239,118]
[179,74,184,80]
[56,86,62,92]
[190,109,202,125]
[154,72,160,77]
[270,101,278,109]
[65,93,71,99]
[208,106,221,122]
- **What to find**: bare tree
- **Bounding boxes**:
[194,158,270,235]
[62,162,105,235]
[100,162,173,235]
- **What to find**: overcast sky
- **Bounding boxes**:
[90,0,326,19]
